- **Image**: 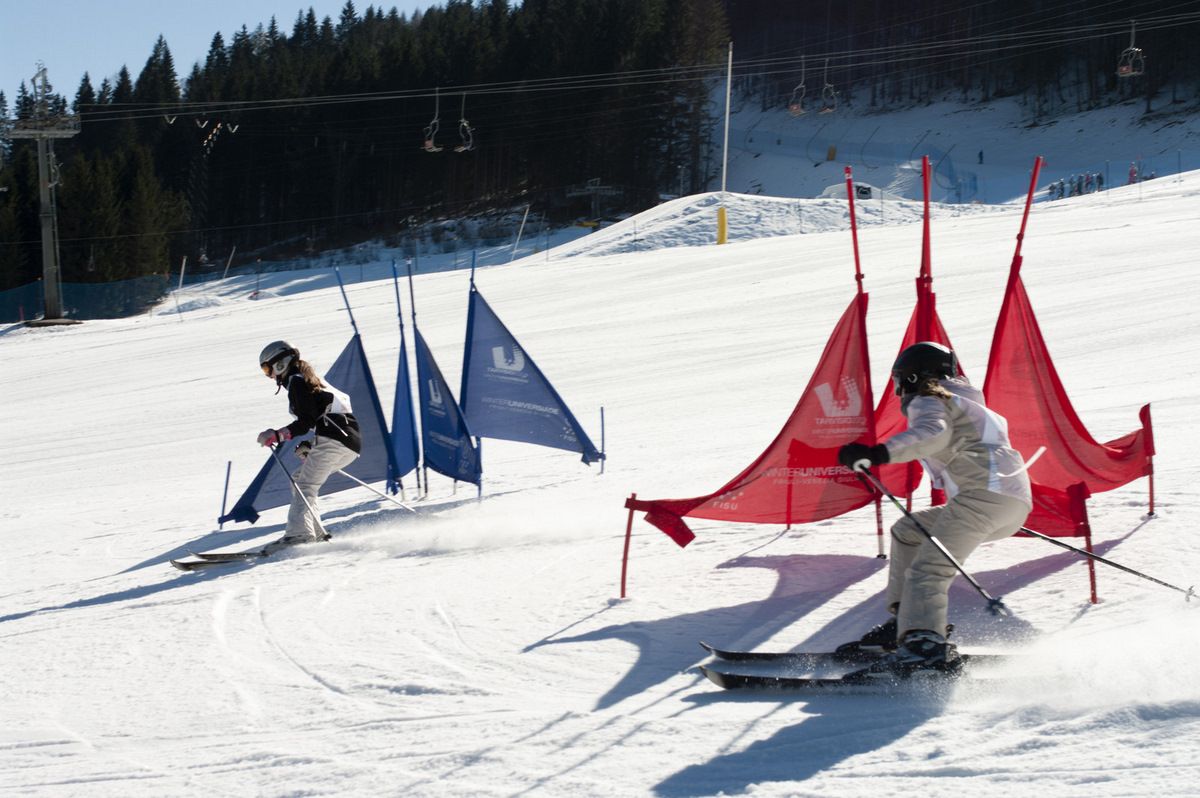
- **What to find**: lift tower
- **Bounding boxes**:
[8,65,80,322]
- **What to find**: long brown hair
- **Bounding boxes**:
[293,357,324,392]
[915,376,952,400]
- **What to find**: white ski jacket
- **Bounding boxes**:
[883,377,1033,506]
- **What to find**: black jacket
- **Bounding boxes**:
[282,372,362,454]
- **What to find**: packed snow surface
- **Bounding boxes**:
[4,104,1200,796]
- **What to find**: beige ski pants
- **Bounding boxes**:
[286,438,359,540]
[888,489,1030,640]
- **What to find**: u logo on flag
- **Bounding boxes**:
[491,345,525,373]
[814,377,862,418]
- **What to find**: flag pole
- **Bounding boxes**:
[390,259,418,498]
[844,165,885,558]
[404,259,428,497]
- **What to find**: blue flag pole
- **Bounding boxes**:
[393,261,422,494]
[333,267,359,335]
[219,460,231,529]
[600,407,606,475]
[390,259,419,497]
[405,260,428,498]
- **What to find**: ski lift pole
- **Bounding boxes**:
[221,245,237,280]
[717,41,732,244]
[1019,525,1194,601]
[857,467,1009,616]
[511,205,530,262]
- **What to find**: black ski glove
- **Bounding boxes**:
[838,442,889,472]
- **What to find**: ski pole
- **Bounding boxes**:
[335,469,418,514]
[269,444,330,541]
[857,466,1009,617]
[1019,525,1195,601]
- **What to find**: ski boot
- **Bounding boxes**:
[847,629,963,682]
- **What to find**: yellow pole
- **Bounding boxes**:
[718,41,732,244]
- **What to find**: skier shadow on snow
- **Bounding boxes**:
[649,534,1138,797]
[124,491,478,573]
[0,499,455,626]
[656,692,946,796]
[527,552,886,710]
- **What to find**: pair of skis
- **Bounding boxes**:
[698,641,1012,691]
[170,534,329,571]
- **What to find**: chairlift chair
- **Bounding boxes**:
[818,58,837,114]
[788,57,807,116]
[454,93,475,152]
[1116,20,1146,77]
[423,87,443,152]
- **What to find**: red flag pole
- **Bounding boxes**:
[920,154,932,287]
[620,493,636,598]
[1010,156,1044,279]
[844,166,864,290]
[845,166,885,557]
[985,156,1044,396]
[911,156,936,510]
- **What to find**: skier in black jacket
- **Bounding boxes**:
[257,341,361,543]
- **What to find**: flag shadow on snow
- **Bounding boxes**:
[529,553,885,710]
[530,525,1135,713]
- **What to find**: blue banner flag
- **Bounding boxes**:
[460,287,602,464]
[391,335,420,482]
[415,328,481,485]
[220,334,401,524]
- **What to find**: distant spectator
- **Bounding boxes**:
[1097,172,1104,191]
[1129,163,1138,184]
[1084,173,1093,193]
[978,150,984,165]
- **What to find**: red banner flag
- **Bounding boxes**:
[628,295,877,546]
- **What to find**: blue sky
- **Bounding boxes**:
[2,0,431,107]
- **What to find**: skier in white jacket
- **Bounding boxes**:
[837,342,1032,675]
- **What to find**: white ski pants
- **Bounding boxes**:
[286,438,359,540]
[887,489,1030,640]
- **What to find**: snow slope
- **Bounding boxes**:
[4,154,1200,794]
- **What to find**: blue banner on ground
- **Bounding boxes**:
[220,334,402,524]
[415,328,481,485]
[460,287,602,464]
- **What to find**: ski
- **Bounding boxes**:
[699,641,1011,667]
[170,557,254,571]
[700,640,876,666]
[171,535,330,571]
[191,549,270,561]
[700,653,1003,692]
[700,666,873,691]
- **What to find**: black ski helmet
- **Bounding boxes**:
[891,341,956,395]
[259,340,297,381]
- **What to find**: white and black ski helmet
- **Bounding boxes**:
[891,341,956,395]
[259,340,298,380]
